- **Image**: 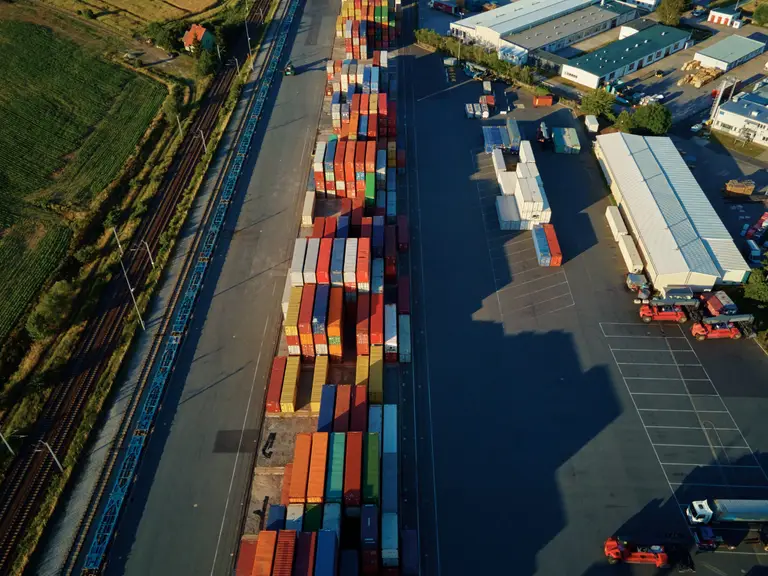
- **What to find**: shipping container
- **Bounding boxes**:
[299,285,317,358]
[351,385,368,432]
[365,140,377,172]
[266,504,286,531]
[304,238,320,285]
[369,345,384,404]
[365,173,376,206]
[281,275,292,320]
[289,433,312,503]
[286,504,304,531]
[397,215,409,252]
[344,431,363,508]
[326,432,346,503]
[384,303,397,362]
[328,287,344,360]
[235,537,257,576]
[401,529,419,575]
[252,530,277,576]
[317,238,333,285]
[280,356,300,412]
[334,384,352,432]
[302,192,315,227]
[368,405,383,453]
[357,293,370,356]
[293,532,317,576]
[383,404,397,454]
[384,226,397,281]
[398,314,411,363]
[312,217,326,238]
[381,513,399,567]
[307,432,329,503]
[266,356,286,413]
[363,432,380,504]
[318,384,336,433]
[346,139,357,183]
[543,224,562,267]
[315,530,338,576]
[322,502,342,542]
[357,237,371,292]
[605,205,628,242]
[370,293,384,345]
[397,280,410,314]
[382,452,398,514]
[331,239,346,287]
[304,503,323,531]
[335,141,347,186]
[272,529,297,576]
[290,238,308,287]
[338,214,350,239]
[618,234,643,274]
[532,225,551,267]
[281,464,292,506]
[361,504,380,552]
[324,216,337,238]
[351,197,364,232]
[519,140,535,164]
[313,286,330,357]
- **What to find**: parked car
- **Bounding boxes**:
[692,9,705,16]
[691,123,703,133]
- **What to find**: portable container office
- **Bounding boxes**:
[326,432,346,503]
[285,504,304,531]
[605,205,628,242]
[322,503,342,542]
[272,529,297,576]
[382,451,398,514]
[618,234,643,274]
[266,504,286,530]
[398,314,411,363]
[315,530,338,576]
[304,238,320,284]
[519,140,535,164]
[344,431,363,508]
[331,239,346,287]
[289,433,312,503]
[532,225,551,267]
[384,304,397,362]
[280,356,300,412]
[382,513,399,567]
[334,384,351,432]
[307,432,329,503]
[290,238,308,287]
[543,224,562,267]
[369,346,384,404]
[351,385,368,432]
[318,385,336,432]
[266,356,286,413]
[302,192,315,227]
[293,532,317,576]
[368,405,382,453]
[252,530,277,576]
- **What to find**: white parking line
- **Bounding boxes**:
[617,362,701,367]
[502,292,575,314]
[661,462,763,468]
[499,281,569,302]
[625,377,710,381]
[646,425,739,431]
[496,270,565,292]
[668,482,768,489]
[630,392,719,397]
[603,334,688,339]
[637,408,698,413]
[653,443,750,449]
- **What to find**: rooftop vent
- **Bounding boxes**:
[634,43,639,48]
[752,110,760,117]
[661,31,667,35]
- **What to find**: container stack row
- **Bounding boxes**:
[481,125,511,153]
[531,224,562,267]
[552,127,581,154]
[604,206,643,274]
[336,0,398,59]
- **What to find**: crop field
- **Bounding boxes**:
[0,20,165,343]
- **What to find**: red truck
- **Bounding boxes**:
[691,315,753,341]
[428,0,463,15]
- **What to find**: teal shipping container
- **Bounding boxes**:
[326,433,346,503]
[363,432,380,504]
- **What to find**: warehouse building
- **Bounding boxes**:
[707,5,742,27]
[499,1,637,64]
[449,0,602,50]
[713,83,768,147]
[560,24,690,88]
[694,35,766,71]
[594,133,750,292]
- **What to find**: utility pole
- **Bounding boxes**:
[0,431,14,456]
[112,227,124,256]
[197,127,208,153]
[245,20,253,59]
[131,240,155,269]
[175,113,183,133]
[118,257,146,330]
[216,43,222,62]
[39,441,64,473]
[231,56,241,74]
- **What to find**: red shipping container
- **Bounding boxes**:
[370,293,384,345]
[534,94,554,107]
[388,102,397,136]
[314,173,326,192]
[352,93,361,115]
[379,93,387,117]
[356,294,370,356]
[373,50,380,67]
[340,198,353,216]
[324,216,337,238]
[397,149,406,171]
[334,141,347,183]
[397,215,409,252]
[352,197,364,232]
[346,182,356,200]
[365,140,377,172]
[361,93,370,115]
[355,142,366,175]
[252,531,277,576]
[266,356,287,413]
[543,224,563,267]
[345,140,357,184]
[272,530,297,576]
[281,463,293,506]
[312,217,325,239]
[334,384,352,432]
[398,279,410,315]
[351,385,368,432]
[317,238,332,284]
[344,431,363,507]
[368,113,378,139]
[362,549,378,575]
[357,237,371,288]
[299,284,316,358]
[293,532,317,576]
[384,225,397,281]
[361,217,372,238]
[235,537,258,576]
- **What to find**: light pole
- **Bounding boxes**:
[229,56,240,74]
[39,441,64,473]
[216,43,222,62]
[175,113,183,133]
[197,127,208,153]
[111,227,124,256]
[119,257,146,331]
[0,430,15,456]
[244,20,253,59]
[131,240,155,269]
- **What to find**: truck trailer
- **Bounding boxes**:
[687,499,768,525]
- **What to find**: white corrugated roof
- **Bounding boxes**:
[451,0,598,36]
[597,133,748,281]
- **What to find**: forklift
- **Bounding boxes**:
[284,62,296,76]
[604,537,669,567]
[626,273,651,301]
[639,298,698,324]
[690,313,754,341]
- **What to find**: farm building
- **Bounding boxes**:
[712,82,768,147]
[560,24,690,88]
[183,24,215,52]
[707,5,742,27]
[694,35,766,71]
[594,133,750,292]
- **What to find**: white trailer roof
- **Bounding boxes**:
[597,133,747,282]
[452,0,598,36]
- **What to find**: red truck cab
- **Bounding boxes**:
[691,321,742,341]
[639,304,687,324]
[604,537,669,567]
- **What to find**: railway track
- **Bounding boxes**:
[0,4,271,573]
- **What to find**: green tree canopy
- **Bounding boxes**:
[633,102,673,135]
[614,110,635,133]
[196,49,217,77]
[26,280,76,340]
[754,3,768,26]
[580,89,616,120]
[657,0,685,25]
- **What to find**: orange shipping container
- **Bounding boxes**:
[252,531,277,576]
[289,433,313,503]
[543,224,562,267]
[272,530,297,576]
[328,287,344,360]
[344,431,363,507]
[235,537,258,576]
[307,432,329,503]
[281,463,293,506]
[299,285,316,358]
[361,93,370,115]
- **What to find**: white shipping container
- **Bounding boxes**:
[281,274,292,319]
[473,103,482,118]
[314,141,326,172]
[527,177,545,211]
[605,205,629,242]
[498,171,518,196]
[302,191,315,227]
[350,63,358,88]
[516,163,530,179]
[316,343,328,356]
[381,51,388,68]
[465,103,475,119]
[288,344,301,356]
[372,258,384,293]
[341,63,349,91]
[304,238,320,285]
[585,114,599,133]
[382,513,399,567]
[496,196,521,231]
[519,140,535,164]
[480,103,489,119]
[491,149,505,174]
[290,238,307,287]
[384,304,397,354]
[369,405,383,453]
[618,234,644,274]
[286,504,304,531]
[336,180,345,192]
[527,163,540,179]
[383,404,398,454]
[398,314,411,363]
[344,238,358,284]
[483,80,492,94]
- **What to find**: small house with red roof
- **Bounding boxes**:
[183,24,215,52]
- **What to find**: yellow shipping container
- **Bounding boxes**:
[281,357,301,412]
[285,287,303,338]
[369,346,384,404]
[311,357,328,412]
[387,141,397,168]
[370,93,379,114]
[356,356,369,387]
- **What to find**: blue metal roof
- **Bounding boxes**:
[696,35,765,64]
[720,96,768,124]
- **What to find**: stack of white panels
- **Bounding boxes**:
[290,239,307,286]
[302,191,315,226]
[519,140,535,164]
[498,172,518,196]
[304,238,320,284]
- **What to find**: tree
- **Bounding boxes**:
[633,102,672,135]
[614,110,635,133]
[754,3,768,26]
[745,268,768,302]
[26,281,76,340]
[657,0,685,26]
[196,48,216,77]
[580,89,616,120]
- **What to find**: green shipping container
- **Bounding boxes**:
[363,432,380,505]
[304,503,324,531]
[365,174,376,206]
[326,433,346,503]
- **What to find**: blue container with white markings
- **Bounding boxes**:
[313,285,330,336]
[532,225,551,267]
[266,504,286,530]
[318,385,336,433]
[331,239,346,286]
[337,215,350,239]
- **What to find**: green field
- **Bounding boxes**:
[0,20,165,343]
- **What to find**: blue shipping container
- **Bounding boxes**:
[402,529,419,576]
[386,168,396,192]
[532,225,551,267]
[313,285,330,335]
[265,504,286,531]
[376,190,386,213]
[382,453,398,514]
[369,406,382,453]
[383,404,397,455]
[361,504,379,550]
[347,85,356,103]
[331,239,346,286]
[363,66,371,93]
[332,91,341,106]
[382,513,399,567]
[286,503,304,531]
[340,550,360,576]
[373,216,385,258]
[359,115,369,139]
[315,530,338,576]
[337,215,350,239]
[318,385,336,433]
[324,140,337,172]
[321,505,342,545]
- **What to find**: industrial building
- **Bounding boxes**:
[594,133,750,292]
[449,0,601,50]
[713,82,768,147]
[499,2,636,63]
[694,35,766,71]
[560,24,690,88]
[707,5,743,28]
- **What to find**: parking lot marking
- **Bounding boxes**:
[661,462,763,468]
[496,270,566,291]
[655,443,750,449]
[630,392,719,397]
[669,482,768,489]
[625,376,708,381]
[416,78,475,102]
[501,292,575,315]
[500,281,569,301]
[646,425,740,431]
[638,408,697,413]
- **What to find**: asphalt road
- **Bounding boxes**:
[400,17,768,575]
[101,0,337,573]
